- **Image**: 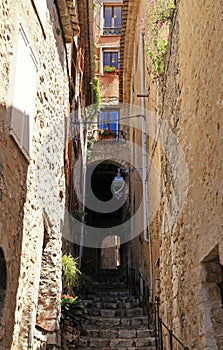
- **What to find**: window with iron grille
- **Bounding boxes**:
[103,5,122,35]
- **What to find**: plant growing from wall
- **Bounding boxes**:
[139,0,175,77]
[73,209,87,223]
[93,76,101,107]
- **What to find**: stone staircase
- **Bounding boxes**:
[78,277,155,350]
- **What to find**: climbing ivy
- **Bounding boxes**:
[139,0,175,77]
[93,76,101,107]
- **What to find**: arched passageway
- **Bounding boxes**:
[82,161,130,277]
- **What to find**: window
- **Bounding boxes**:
[103,5,122,35]
[10,26,37,159]
[98,109,119,138]
[103,51,119,69]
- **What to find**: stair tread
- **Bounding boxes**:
[79,336,155,341]
[79,276,154,350]
[83,315,148,320]
[77,345,156,350]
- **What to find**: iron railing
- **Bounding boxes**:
[127,267,154,328]
[127,267,189,350]
[103,27,121,35]
[155,297,189,350]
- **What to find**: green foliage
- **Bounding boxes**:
[62,254,81,294]
[146,37,168,76]
[94,54,99,72]
[103,65,119,73]
[140,0,175,77]
[61,295,85,328]
[93,77,101,107]
[92,2,97,13]
[73,210,87,222]
[87,139,95,148]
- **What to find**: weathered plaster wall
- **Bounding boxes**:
[159,0,223,348]
[0,0,68,348]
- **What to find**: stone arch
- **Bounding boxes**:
[0,248,7,323]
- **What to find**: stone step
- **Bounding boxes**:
[85,307,144,317]
[91,282,127,288]
[79,336,155,348]
[78,348,156,350]
[82,328,154,338]
[83,316,148,328]
[83,300,141,309]
[79,275,155,350]
[88,289,131,297]
[85,295,138,302]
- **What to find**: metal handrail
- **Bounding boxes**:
[155,297,189,350]
[160,318,189,350]
[127,267,154,328]
[127,268,189,350]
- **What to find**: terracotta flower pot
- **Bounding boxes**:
[98,134,115,141]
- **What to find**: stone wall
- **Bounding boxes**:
[158,0,223,348]
[0,0,68,348]
[120,0,223,347]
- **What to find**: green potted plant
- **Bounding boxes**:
[61,254,85,348]
[62,254,81,295]
[103,65,119,75]
[61,294,85,329]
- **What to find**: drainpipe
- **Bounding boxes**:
[138,31,153,303]
[78,116,88,269]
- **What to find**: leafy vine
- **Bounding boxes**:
[139,0,175,77]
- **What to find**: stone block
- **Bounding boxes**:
[118,329,136,338]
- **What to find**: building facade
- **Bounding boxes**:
[0,0,93,348]
[120,0,223,349]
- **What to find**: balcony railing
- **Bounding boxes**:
[103,27,121,35]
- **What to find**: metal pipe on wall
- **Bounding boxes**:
[139,30,153,303]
